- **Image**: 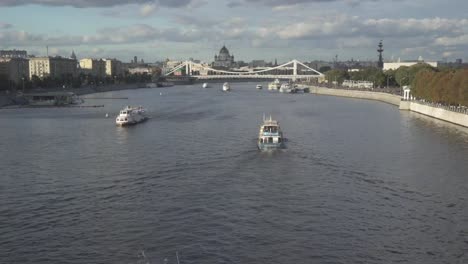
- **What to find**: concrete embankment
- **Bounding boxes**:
[307,85,468,128]
[400,101,468,128]
[0,84,144,108]
[308,86,401,106]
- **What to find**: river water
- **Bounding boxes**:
[1,83,467,264]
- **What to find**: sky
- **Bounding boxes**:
[0,0,467,63]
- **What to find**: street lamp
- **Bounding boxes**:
[22,77,25,93]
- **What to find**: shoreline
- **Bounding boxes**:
[0,83,152,108]
[308,86,401,106]
[307,85,468,128]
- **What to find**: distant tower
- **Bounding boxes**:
[70,50,77,60]
[377,40,384,69]
[274,58,278,66]
[134,56,138,64]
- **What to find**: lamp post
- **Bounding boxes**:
[22,77,25,93]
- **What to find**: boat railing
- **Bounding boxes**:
[262,131,280,136]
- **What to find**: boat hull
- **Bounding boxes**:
[258,142,284,150]
[116,117,148,126]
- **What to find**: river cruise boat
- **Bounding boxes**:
[279,82,298,93]
[256,84,263,89]
[223,82,231,92]
[116,106,148,126]
[268,79,281,90]
[258,116,284,150]
[279,83,292,93]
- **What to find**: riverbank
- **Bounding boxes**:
[0,83,149,108]
[308,86,401,106]
[400,101,468,128]
[307,85,468,128]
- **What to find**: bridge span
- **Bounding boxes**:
[164,59,324,81]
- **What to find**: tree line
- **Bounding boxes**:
[412,68,468,106]
[0,71,158,91]
[322,63,467,106]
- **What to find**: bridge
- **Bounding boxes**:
[164,59,324,81]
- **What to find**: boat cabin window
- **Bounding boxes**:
[268,137,273,143]
[278,138,282,143]
[260,138,263,143]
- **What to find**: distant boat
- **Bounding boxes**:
[258,115,284,150]
[202,83,209,88]
[268,79,281,90]
[256,84,263,89]
[222,82,231,92]
[279,82,298,93]
[115,106,148,126]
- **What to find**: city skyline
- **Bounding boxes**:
[0,0,467,62]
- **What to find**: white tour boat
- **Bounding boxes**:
[257,115,284,150]
[115,106,148,126]
[256,84,263,89]
[202,83,209,88]
[268,79,281,90]
[222,82,231,92]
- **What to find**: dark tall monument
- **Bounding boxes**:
[377,40,384,69]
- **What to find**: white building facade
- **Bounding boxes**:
[29,57,77,79]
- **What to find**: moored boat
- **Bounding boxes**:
[268,79,281,90]
[279,83,291,93]
[115,106,148,126]
[222,82,231,92]
[257,116,284,150]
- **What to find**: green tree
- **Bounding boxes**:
[325,69,349,85]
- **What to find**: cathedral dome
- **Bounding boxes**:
[219,45,230,56]
[213,45,235,69]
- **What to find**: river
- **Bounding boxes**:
[1,82,467,264]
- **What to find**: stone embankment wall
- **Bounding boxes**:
[308,86,401,106]
[308,85,468,128]
[400,101,468,128]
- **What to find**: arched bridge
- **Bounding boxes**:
[164,59,324,80]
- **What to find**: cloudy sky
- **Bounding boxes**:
[0,0,467,63]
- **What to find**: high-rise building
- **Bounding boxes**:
[29,57,77,79]
[103,59,123,76]
[79,58,106,78]
[0,50,28,59]
[0,57,29,84]
[134,56,138,64]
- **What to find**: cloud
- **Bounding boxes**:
[0,24,208,47]
[0,22,13,29]
[230,0,377,7]
[227,1,242,7]
[434,35,468,47]
[255,16,468,41]
[140,3,159,17]
[0,0,196,8]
